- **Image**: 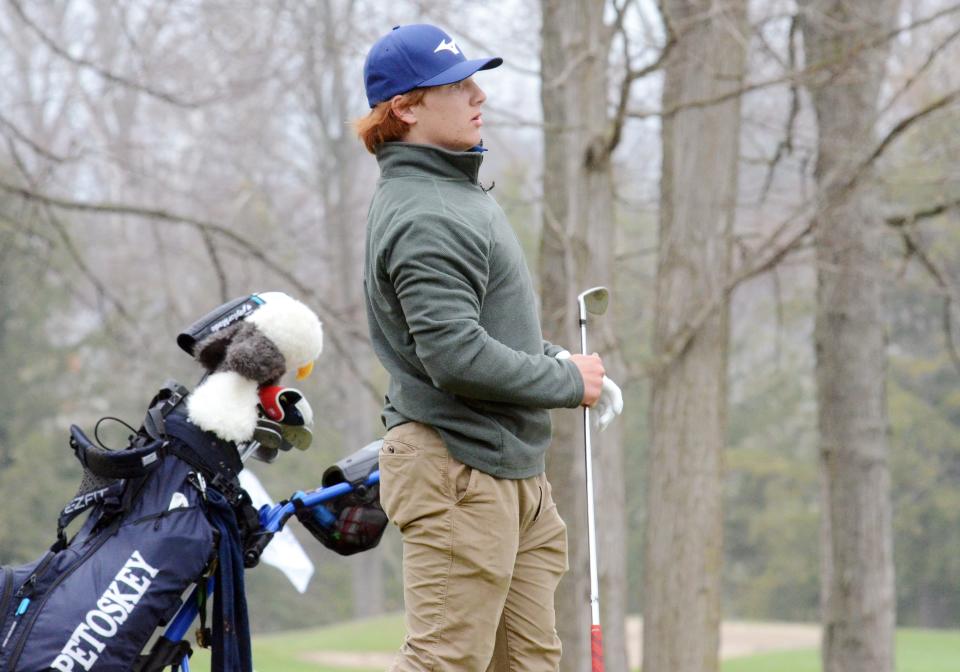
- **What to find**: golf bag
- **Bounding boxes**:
[0,383,254,672]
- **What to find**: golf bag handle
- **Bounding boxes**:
[69,425,163,480]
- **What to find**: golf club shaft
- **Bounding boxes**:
[580,307,604,671]
[582,408,601,625]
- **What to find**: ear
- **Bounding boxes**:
[390,94,418,126]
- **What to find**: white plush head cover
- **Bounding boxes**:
[248,292,323,369]
[186,370,260,442]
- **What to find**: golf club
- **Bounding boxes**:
[577,285,609,672]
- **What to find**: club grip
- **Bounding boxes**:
[591,624,604,672]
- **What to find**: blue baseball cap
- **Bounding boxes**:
[364,24,503,108]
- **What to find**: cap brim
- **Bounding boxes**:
[418,57,503,89]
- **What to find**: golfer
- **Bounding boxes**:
[356,24,612,671]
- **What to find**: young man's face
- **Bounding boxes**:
[399,77,487,151]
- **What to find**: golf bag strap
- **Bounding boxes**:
[55,478,126,548]
[142,380,190,441]
[160,409,243,486]
[159,408,261,554]
[69,425,164,480]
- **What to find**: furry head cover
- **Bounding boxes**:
[185,292,323,442]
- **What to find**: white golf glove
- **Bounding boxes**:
[555,350,624,432]
[594,376,623,431]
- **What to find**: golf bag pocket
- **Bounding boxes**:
[294,440,387,556]
[0,455,218,672]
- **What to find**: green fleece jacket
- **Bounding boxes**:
[363,142,584,478]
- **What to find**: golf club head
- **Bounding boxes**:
[578,286,609,317]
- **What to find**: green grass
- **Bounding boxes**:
[257,613,405,653]
[892,628,960,672]
[186,614,404,671]
[181,615,959,672]
[721,648,819,672]
[718,628,960,672]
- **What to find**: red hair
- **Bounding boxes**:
[353,89,428,154]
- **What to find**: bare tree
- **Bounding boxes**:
[538,0,649,667]
[538,3,616,665]
[642,3,747,672]
[296,0,386,617]
[799,1,900,670]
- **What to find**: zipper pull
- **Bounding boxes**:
[14,575,37,600]
[1,599,30,650]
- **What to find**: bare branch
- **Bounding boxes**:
[843,87,960,193]
[879,23,960,117]
[886,198,960,228]
[660,217,814,363]
[624,204,815,384]
[3,139,134,324]
[607,0,676,154]
[615,245,658,262]
[0,111,70,163]
[758,15,801,203]
[542,49,596,92]
[0,180,305,299]
[629,66,802,120]
[8,0,221,109]
[23,184,339,319]
[200,228,230,303]
[629,112,960,385]
[897,227,960,375]
[0,178,384,402]
[628,2,960,120]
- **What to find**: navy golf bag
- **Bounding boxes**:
[0,383,254,672]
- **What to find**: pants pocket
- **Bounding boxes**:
[378,429,449,529]
[448,455,478,504]
[378,439,418,525]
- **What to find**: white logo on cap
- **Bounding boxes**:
[434,39,460,56]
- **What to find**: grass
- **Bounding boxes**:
[714,628,960,672]
[186,614,403,671]
[721,649,820,672]
[180,615,959,672]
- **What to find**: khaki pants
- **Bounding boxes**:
[379,422,568,672]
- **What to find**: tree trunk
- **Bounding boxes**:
[304,0,385,618]
[642,2,746,671]
[539,1,627,670]
[799,2,898,671]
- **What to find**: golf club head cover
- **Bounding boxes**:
[258,386,314,450]
[258,386,313,427]
[187,370,260,442]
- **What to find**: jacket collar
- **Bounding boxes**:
[376,142,483,184]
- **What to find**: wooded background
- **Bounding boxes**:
[1,1,959,671]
